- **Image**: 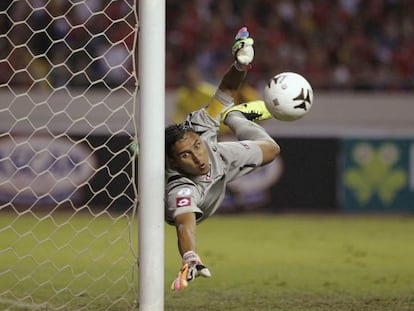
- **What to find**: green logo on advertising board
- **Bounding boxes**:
[344,143,407,206]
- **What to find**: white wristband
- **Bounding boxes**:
[183,251,200,263]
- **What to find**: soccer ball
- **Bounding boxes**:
[263,72,313,121]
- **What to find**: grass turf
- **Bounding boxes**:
[1,212,414,310]
[166,214,414,311]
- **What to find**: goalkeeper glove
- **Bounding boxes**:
[171,251,211,291]
[232,26,254,70]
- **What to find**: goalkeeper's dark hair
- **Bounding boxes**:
[165,123,196,158]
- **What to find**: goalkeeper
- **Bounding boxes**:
[165,27,280,291]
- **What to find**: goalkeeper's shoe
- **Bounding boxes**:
[222,100,273,123]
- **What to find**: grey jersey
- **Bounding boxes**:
[165,109,263,225]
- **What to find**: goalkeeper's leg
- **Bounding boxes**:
[224,106,275,143]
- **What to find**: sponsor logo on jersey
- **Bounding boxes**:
[176,197,191,207]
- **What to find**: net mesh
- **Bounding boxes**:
[0,1,139,309]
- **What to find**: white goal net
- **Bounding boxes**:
[0,1,139,310]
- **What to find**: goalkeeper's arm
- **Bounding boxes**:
[205,26,254,119]
[171,212,211,291]
[175,212,197,256]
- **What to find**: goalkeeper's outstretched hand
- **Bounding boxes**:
[171,251,211,291]
[232,26,254,70]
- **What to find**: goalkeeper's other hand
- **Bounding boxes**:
[232,26,254,70]
[171,251,211,291]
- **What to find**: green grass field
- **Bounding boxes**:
[1,213,414,310]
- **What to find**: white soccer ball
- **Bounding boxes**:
[263,72,314,121]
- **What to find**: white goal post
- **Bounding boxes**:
[0,0,165,310]
[138,0,165,310]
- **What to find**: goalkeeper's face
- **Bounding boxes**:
[169,131,210,176]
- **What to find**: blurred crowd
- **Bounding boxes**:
[166,0,414,91]
[0,0,136,90]
[1,0,413,92]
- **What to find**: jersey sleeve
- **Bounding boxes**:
[165,183,204,225]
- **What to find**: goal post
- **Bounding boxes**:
[138,0,165,310]
[0,0,164,309]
